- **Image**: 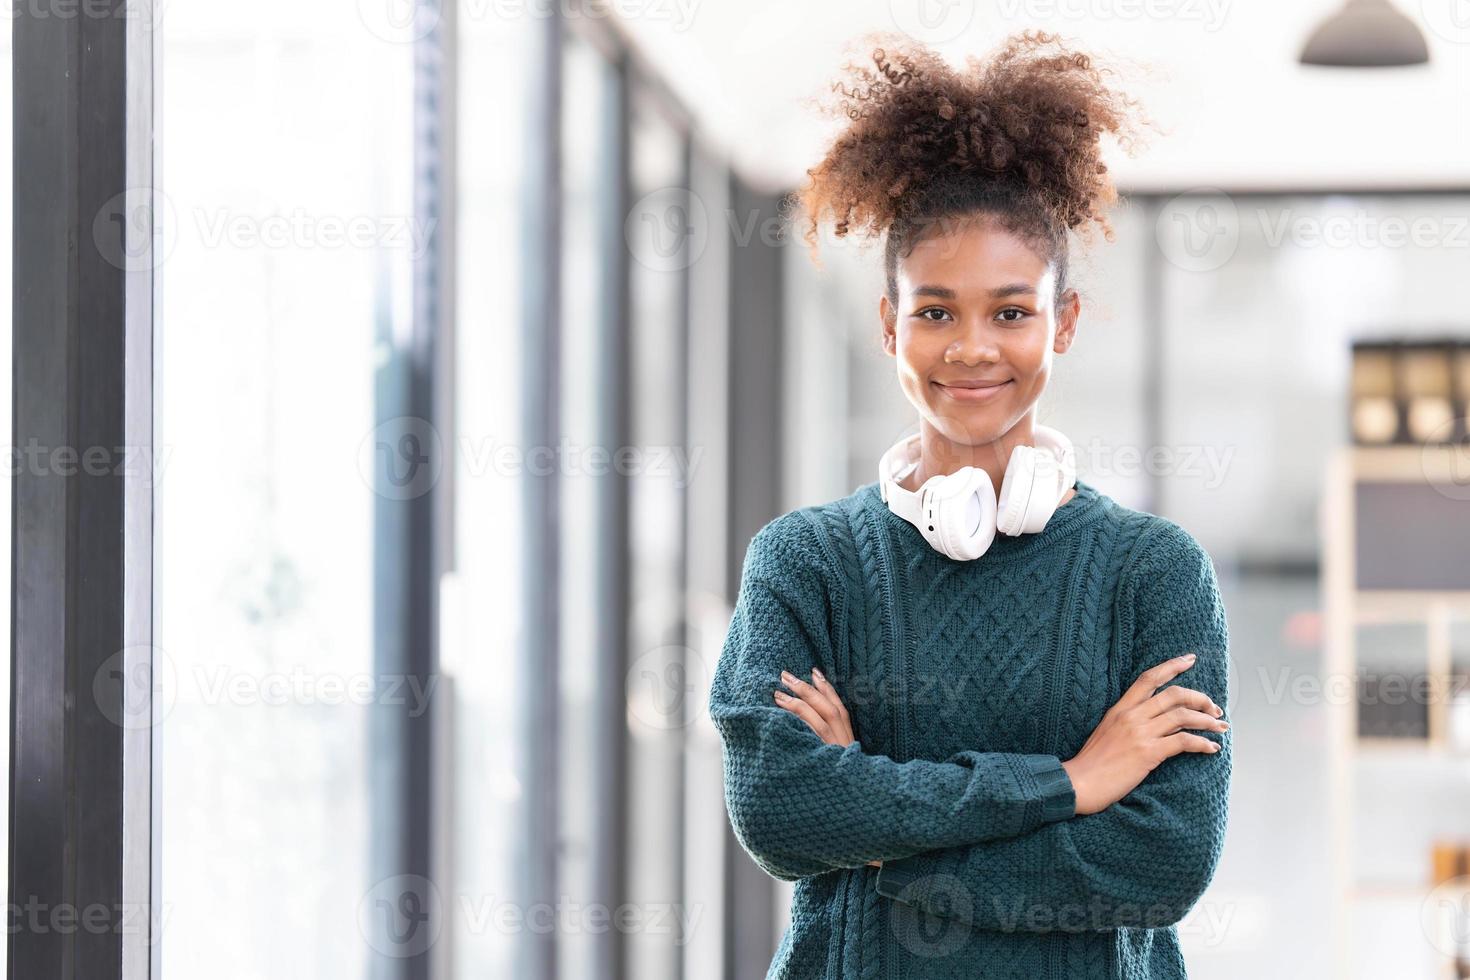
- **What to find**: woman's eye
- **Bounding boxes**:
[997,307,1031,323]
[916,307,952,322]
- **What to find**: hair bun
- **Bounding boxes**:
[792,30,1148,254]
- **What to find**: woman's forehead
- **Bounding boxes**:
[897,226,1053,288]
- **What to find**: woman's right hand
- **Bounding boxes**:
[1061,653,1227,816]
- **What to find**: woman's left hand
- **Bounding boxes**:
[774,666,855,746]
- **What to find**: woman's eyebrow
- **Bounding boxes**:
[913,284,957,299]
[912,282,1036,299]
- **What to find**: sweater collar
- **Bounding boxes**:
[858,476,1109,563]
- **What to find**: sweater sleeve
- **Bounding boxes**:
[872,520,1232,930]
[710,511,1078,883]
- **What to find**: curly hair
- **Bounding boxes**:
[789,30,1149,312]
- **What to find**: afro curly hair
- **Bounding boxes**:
[789,30,1149,312]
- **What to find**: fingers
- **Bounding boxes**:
[1117,653,1199,711]
[778,669,841,728]
[1142,654,1197,687]
[1114,654,1222,720]
[1142,683,1223,722]
[774,667,851,744]
[810,667,851,727]
[774,687,834,741]
[1162,731,1223,756]
[1147,703,1229,738]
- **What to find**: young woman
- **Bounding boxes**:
[708,31,1232,980]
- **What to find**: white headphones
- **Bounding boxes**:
[877,425,1078,561]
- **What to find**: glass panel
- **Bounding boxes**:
[557,30,619,980]
[681,142,733,980]
[158,5,413,976]
[624,88,688,980]
[1047,203,1152,510]
[1175,574,1330,977]
[781,228,858,505]
[1156,193,1470,561]
[445,6,532,979]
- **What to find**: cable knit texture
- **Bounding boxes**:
[708,477,1232,980]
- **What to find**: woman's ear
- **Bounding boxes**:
[1054,288,1081,354]
[879,294,897,356]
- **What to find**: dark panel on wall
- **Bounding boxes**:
[724,180,787,602]
[1355,481,1470,589]
[722,177,787,980]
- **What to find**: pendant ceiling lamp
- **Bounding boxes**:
[1300,0,1430,66]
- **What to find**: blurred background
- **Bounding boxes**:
[5,1,1470,979]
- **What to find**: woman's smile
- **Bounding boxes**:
[932,378,1013,402]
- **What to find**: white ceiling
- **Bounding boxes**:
[616,0,1470,193]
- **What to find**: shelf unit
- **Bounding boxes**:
[1323,444,1470,980]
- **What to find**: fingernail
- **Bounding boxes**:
[1214,707,1223,717]
[774,690,788,701]
[781,671,795,685]
[1180,654,1196,663]
[812,667,825,682]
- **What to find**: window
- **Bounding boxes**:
[158,6,414,974]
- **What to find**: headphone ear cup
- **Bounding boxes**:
[1022,451,1062,531]
[1056,432,1077,492]
[995,445,1037,537]
[921,467,998,560]
[999,431,1081,537]
[1033,423,1076,494]
[998,440,1068,536]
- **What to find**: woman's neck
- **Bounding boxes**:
[901,417,1040,496]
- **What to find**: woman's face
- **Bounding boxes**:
[880,216,1080,448]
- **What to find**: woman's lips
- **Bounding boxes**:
[933,380,1012,402]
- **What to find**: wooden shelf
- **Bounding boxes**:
[1347,443,1470,482]
[1352,592,1470,620]
[1354,738,1470,758]
[1351,880,1441,899]
[1322,445,1470,980]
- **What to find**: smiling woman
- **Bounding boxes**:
[712,30,1233,980]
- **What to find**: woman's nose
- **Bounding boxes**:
[946,327,1000,364]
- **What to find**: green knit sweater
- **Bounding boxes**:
[708,477,1232,980]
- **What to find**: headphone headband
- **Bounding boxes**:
[876,425,1077,560]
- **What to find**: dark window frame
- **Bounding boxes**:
[10,3,158,979]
